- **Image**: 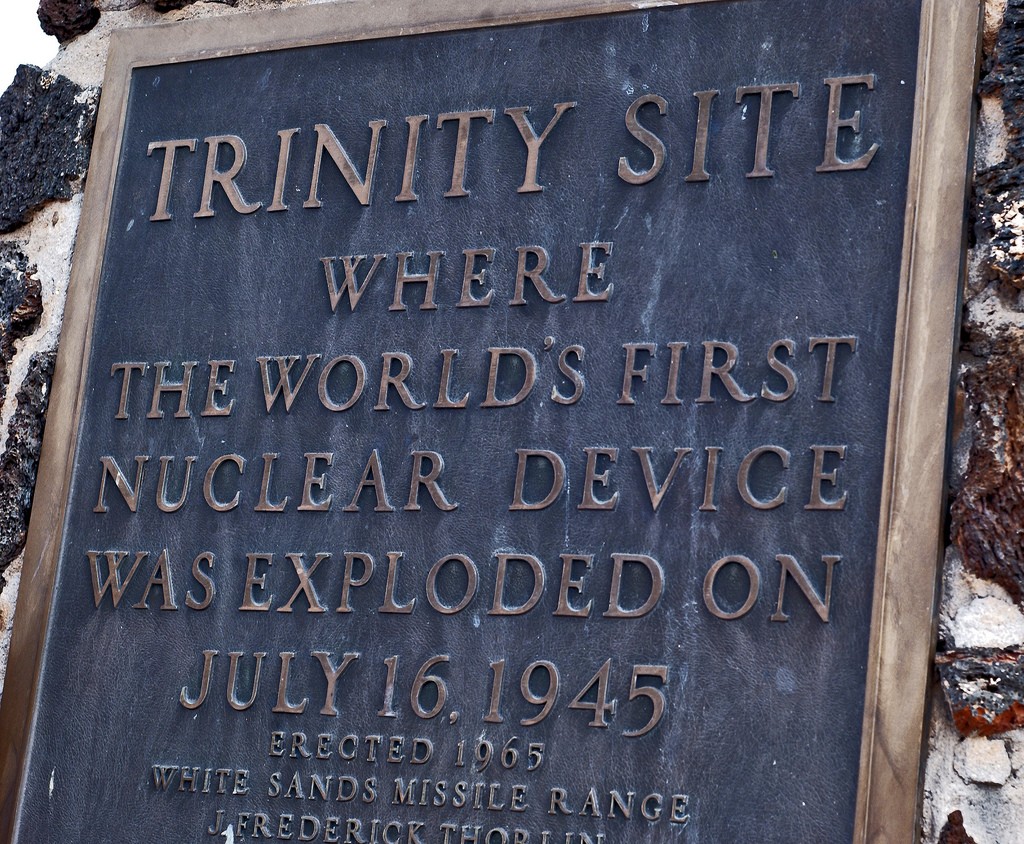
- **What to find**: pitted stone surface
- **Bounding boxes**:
[952,596,1024,649]
[951,330,1024,604]
[37,0,100,43]
[974,0,1024,291]
[0,65,98,234]
[938,649,1024,737]
[953,736,1013,786]
[951,0,1024,605]
[0,246,43,400]
[149,0,236,10]
[0,351,55,578]
[938,811,979,844]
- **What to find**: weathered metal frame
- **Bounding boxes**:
[855,1,982,840]
[0,0,981,841]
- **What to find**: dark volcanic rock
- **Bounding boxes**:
[950,0,1024,607]
[0,351,56,577]
[148,0,238,9]
[0,65,98,233]
[974,0,1024,293]
[0,246,43,401]
[37,0,100,43]
[938,810,978,844]
[951,333,1024,603]
[0,246,48,578]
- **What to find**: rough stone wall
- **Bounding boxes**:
[921,0,1024,841]
[0,60,95,686]
[0,0,1022,840]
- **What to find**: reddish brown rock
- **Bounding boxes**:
[944,2,1024,603]
[951,334,1024,604]
[0,352,55,578]
[936,648,1024,736]
[938,810,978,844]
[37,0,99,43]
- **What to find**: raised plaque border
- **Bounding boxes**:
[0,1,982,841]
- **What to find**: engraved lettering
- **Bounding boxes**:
[504,101,577,193]
[735,83,801,177]
[147,138,197,221]
[396,115,428,202]
[806,445,848,510]
[437,109,496,198]
[574,241,614,302]
[322,254,386,312]
[510,449,566,511]
[194,135,262,218]
[686,90,719,182]
[703,555,760,619]
[817,75,879,172]
[618,94,667,184]
[304,121,387,208]
[268,127,300,212]
[772,554,841,622]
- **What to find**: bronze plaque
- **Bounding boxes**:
[0,1,979,842]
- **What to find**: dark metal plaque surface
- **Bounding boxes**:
[0,1,979,842]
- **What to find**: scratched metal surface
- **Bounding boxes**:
[15,2,919,841]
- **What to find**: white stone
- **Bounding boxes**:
[985,0,1009,45]
[954,736,1013,786]
[936,550,1023,647]
[1006,729,1024,774]
[951,596,1024,649]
